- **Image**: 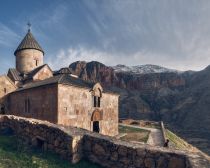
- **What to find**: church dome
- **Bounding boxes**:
[14,30,44,56]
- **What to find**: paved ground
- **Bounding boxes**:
[115,133,127,139]
[119,124,165,147]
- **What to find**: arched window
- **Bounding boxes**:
[93,96,100,107]
[35,59,39,66]
[92,84,103,108]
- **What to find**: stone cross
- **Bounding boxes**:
[27,22,31,32]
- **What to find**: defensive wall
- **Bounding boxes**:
[0,115,209,168]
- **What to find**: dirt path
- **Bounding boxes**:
[119,124,165,147]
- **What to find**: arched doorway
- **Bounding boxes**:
[93,121,100,133]
[91,110,103,133]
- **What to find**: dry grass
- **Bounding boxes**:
[119,125,150,143]
[120,119,160,129]
[166,129,210,160]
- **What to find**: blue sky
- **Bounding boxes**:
[1,0,210,74]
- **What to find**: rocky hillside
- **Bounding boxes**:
[69,61,210,155]
[112,64,178,74]
[69,61,186,119]
[69,61,185,90]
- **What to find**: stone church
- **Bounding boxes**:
[0,28,119,136]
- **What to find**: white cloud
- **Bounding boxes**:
[47,45,210,71]
[2,0,210,73]
[21,0,210,72]
[0,23,20,47]
[47,47,115,70]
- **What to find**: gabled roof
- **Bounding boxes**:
[14,30,44,55]
[16,74,95,91]
[59,74,94,88]
[54,67,72,75]
[25,64,51,80]
[0,75,17,88]
[7,68,23,81]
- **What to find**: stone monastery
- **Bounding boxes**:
[0,28,119,136]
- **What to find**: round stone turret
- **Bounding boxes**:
[14,29,44,74]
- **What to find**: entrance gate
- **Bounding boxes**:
[91,110,103,133]
[93,121,100,133]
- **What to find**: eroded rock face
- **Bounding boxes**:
[69,61,186,121]
[69,61,186,90]
[70,61,116,86]
[69,61,186,118]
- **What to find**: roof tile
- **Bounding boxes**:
[16,74,94,91]
[7,68,23,81]
[14,31,44,55]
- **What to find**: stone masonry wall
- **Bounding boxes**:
[33,65,53,81]
[58,84,92,130]
[83,133,210,168]
[8,84,58,123]
[7,83,118,137]
[16,49,43,74]
[99,93,119,136]
[0,115,83,163]
[0,115,209,168]
[0,75,16,105]
[58,84,119,136]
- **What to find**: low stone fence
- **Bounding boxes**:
[160,121,167,143]
[0,115,209,168]
[0,115,84,163]
[83,133,210,168]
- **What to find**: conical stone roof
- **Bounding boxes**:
[14,30,44,55]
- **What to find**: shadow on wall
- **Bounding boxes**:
[0,104,5,114]
[0,115,209,168]
[0,126,13,136]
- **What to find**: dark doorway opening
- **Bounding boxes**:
[36,138,45,150]
[93,121,100,133]
[0,104,5,114]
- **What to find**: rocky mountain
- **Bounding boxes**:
[162,66,210,154]
[69,61,210,155]
[69,61,185,90]
[113,64,179,74]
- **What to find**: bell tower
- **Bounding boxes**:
[14,23,44,74]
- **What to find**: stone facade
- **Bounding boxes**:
[0,75,17,113]
[32,65,53,81]
[15,49,44,74]
[7,82,119,136]
[23,64,53,84]
[0,115,209,168]
[58,84,119,136]
[7,84,58,123]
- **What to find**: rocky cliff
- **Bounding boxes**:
[69,61,210,155]
[69,61,186,119]
[69,61,186,90]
